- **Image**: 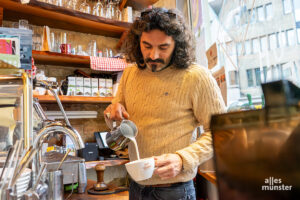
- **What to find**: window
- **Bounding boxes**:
[293,0,300,21]
[234,13,240,25]
[269,33,278,50]
[263,66,268,82]
[247,69,254,87]
[297,28,300,43]
[272,64,283,80]
[257,6,265,21]
[283,0,292,14]
[272,65,279,80]
[248,8,256,24]
[282,63,293,79]
[278,31,287,47]
[245,40,252,54]
[287,29,296,46]
[252,38,260,53]
[236,42,243,56]
[229,71,239,85]
[261,36,268,52]
[266,3,273,20]
[263,66,273,82]
[255,68,261,86]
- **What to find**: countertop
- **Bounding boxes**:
[198,168,217,185]
[65,179,129,200]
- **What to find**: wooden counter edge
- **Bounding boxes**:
[198,168,217,185]
[85,159,129,169]
[65,179,129,200]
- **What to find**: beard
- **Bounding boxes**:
[151,64,157,72]
[145,58,165,72]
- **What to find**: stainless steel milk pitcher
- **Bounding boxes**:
[105,120,138,151]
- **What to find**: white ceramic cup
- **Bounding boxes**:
[125,157,155,182]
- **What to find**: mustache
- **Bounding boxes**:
[145,58,165,64]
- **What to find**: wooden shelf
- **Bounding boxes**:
[32,51,125,72]
[85,159,129,169]
[34,95,113,104]
[33,50,90,67]
[1,0,131,38]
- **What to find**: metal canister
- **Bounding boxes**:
[46,170,63,200]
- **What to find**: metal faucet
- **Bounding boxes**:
[32,80,85,186]
[32,122,85,183]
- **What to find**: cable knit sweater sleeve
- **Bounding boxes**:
[176,66,226,172]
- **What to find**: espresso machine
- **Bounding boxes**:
[32,79,86,195]
[0,69,87,199]
[211,80,300,200]
[0,69,35,199]
[0,69,33,153]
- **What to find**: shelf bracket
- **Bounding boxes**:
[119,0,128,11]
[116,30,129,49]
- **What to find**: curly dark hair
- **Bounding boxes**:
[122,7,195,70]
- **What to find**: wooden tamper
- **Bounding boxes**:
[93,164,108,191]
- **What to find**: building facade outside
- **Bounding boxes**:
[200,0,300,107]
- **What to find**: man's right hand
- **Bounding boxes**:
[104,103,129,121]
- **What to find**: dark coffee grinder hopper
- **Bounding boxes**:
[87,163,128,195]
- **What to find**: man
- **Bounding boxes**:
[104,7,226,200]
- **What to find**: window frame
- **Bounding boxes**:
[254,68,262,86]
[265,3,273,20]
[283,0,293,14]
[246,69,254,87]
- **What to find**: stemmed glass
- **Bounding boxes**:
[65,0,78,10]
[52,0,63,6]
[105,0,114,19]
[92,0,105,17]
[79,0,91,14]
[113,0,122,21]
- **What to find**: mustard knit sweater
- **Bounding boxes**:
[112,63,226,185]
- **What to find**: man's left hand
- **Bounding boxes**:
[153,154,183,180]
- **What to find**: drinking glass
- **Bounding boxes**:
[114,0,122,21]
[87,40,97,56]
[50,32,60,52]
[106,0,113,19]
[115,6,122,21]
[79,0,91,14]
[12,22,19,28]
[19,19,29,30]
[65,0,78,10]
[52,0,63,6]
[77,45,88,56]
[33,34,42,51]
[92,0,105,17]
[60,32,67,44]
[20,0,30,3]
[104,48,109,57]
